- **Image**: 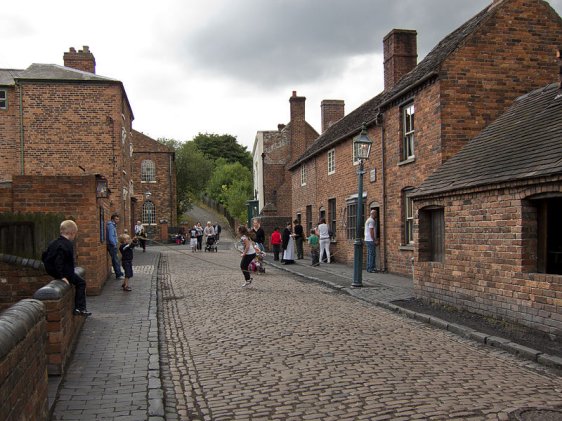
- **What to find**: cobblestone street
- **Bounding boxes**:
[158,243,562,421]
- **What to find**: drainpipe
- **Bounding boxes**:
[380,115,388,273]
[17,81,24,175]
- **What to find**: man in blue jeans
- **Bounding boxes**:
[364,209,379,273]
[106,213,124,279]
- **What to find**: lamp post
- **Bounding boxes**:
[352,123,372,288]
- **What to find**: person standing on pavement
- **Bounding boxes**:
[317,218,331,264]
[214,222,222,241]
[251,218,266,252]
[307,228,320,266]
[282,221,295,264]
[106,213,124,280]
[118,233,137,291]
[195,222,204,251]
[238,225,256,287]
[134,220,147,252]
[293,219,304,259]
[270,227,282,261]
[365,209,379,273]
[43,220,91,316]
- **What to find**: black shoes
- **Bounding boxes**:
[73,308,92,317]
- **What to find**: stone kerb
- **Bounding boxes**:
[33,268,86,376]
[0,299,49,421]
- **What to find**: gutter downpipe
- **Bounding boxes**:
[17,81,24,175]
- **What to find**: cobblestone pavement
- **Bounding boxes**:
[158,242,562,421]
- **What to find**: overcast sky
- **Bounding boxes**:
[2,0,561,151]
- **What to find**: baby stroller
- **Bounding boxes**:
[205,235,218,252]
[250,250,266,274]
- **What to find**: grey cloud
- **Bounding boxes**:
[183,0,558,88]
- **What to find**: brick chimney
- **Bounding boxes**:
[383,29,417,91]
[63,46,96,74]
[289,91,307,161]
[321,99,345,133]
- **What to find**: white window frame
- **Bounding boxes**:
[328,149,335,174]
[301,164,307,186]
[142,201,156,225]
[402,103,415,161]
[0,90,6,109]
[404,189,414,245]
[141,160,156,183]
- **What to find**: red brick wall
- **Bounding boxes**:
[10,175,111,294]
[440,0,562,161]
[0,300,49,421]
[0,262,52,311]
[414,180,562,336]
[262,129,292,217]
[0,80,134,230]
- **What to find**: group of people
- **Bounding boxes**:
[188,221,221,252]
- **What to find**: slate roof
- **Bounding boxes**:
[412,83,562,198]
[15,63,118,83]
[288,2,496,170]
[0,69,23,85]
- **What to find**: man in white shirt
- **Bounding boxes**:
[364,209,378,273]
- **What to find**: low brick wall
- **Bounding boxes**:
[33,277,85,376]
[0,299,49,421]
[0,254,52,312]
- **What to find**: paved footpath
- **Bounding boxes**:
[159,240,562,421]
[51,247,165,421]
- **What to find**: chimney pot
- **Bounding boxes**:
[321,99,345,133]
[63,45,96,74]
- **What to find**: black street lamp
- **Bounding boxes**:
[352,123,372,288]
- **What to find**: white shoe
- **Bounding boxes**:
[242,278,253,287]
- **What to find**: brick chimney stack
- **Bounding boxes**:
[321,99,345,133]
[383,29,417,91]
[289,91,307,161]
[63,46,96,74]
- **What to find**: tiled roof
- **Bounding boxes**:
[289,2,495,170]
[0,69,23,85]
[413,83,562,197]
[16,63,118,82]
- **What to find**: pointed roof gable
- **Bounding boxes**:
[289,2,499,170]
[413,83,562,198]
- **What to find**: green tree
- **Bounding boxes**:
[193,133,252,170]
[206,160,253,220]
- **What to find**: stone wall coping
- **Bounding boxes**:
[0,299,45,360]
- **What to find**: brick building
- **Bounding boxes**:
[285,0,562,275]
[412,74,562,337]
[252,92,320,236]
[131,129,177,238]
[0,46,176,288]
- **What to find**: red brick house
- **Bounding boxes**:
[0,46,175,290]
[412,72,562,337]
[131,129,177,239]
[287,0,562,275]
[252,92,321,235]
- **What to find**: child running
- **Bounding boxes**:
[238,225,256,287]
[118,233,137,291]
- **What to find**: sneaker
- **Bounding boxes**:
[117,276,125,280]
[73,308,92,317]
[242,278,253,287]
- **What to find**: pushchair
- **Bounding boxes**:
[204,235,218,252]
[249,250,266,274]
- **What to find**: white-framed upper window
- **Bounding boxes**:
[328,149,335,174]
[0,90,6,109]
[141,160,156,182]
[301,164,307,186]
[402,103,415,161]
